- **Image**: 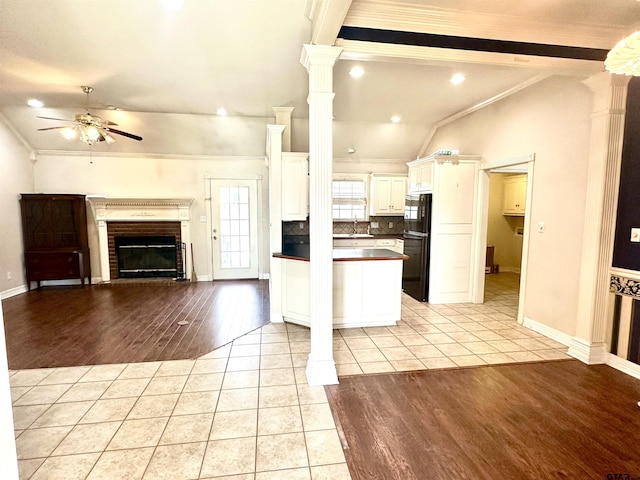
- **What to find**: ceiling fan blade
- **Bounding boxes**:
[105,127,142,141]
[36,116,73,122]
[37,126,68,131]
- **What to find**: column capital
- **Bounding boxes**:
[583,71,631,94]
[300,44,343,71]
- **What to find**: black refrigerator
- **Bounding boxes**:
[402,193,432,302]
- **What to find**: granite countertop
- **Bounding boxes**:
[273,245,408,262]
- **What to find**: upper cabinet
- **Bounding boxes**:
[370,175,407,216]
[281,152,309,221]
[503,174,527,216]
[407,159,434,193]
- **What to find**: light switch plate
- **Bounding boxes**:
[199,215,207,223]
[631,227,640,243]
[537,222,545,233]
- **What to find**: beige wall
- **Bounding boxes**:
[0,117,35,296]
[487,174,524,273]
[426,75,593,335]
[33,154,270,281]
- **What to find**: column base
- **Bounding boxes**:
[270,312,284,323]
[567,338,608,365]
[306,356,338,386]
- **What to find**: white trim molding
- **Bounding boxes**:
[0,285,28,300]
[523,317,573,347]
[606,354,640,381]
[567,337,609,365]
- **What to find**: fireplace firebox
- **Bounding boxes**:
[115,235,178,278]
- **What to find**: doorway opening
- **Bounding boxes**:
[475,154,535,324]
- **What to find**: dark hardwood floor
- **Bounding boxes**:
[1,280,269,369]
[326,360,640,480]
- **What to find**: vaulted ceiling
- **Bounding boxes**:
[0,0,637,161]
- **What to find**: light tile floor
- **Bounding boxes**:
[9,273,569,479]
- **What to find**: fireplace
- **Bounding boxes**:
[107,221,183,280]
[115,235,178,278]
[88,198,194,282]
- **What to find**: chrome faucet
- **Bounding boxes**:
[353,216,358,234]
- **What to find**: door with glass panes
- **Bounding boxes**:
[209,179,259,279]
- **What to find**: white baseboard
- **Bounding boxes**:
[260,273,270,280]
[522,317,573,346]
[499,266,521,274]
[305,357,338,386]
[1,285,28,300]
[606,353,640,381]
[567,337,608,365]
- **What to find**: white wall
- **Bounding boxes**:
[33,154,270,280]
[487,174,524,272]
[0,117,35,297]
[426,75,593,335]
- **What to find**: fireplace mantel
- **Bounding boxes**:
[87,197,194,282]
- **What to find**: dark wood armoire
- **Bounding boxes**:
[20,194,91,290]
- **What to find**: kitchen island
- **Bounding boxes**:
[271,245,408,329]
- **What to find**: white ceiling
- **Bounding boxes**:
[0,0,637,160]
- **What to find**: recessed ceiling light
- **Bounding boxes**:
[347,147,356,154]
[27,99,43,108]
[349,66,364,78]
[390,116,401,123]
[216,108,228,116]
[450,73,466,85]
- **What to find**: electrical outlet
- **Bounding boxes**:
[389,222,394,228]
[632,227,640,243]
[371,222,379,228]
[537,222,545,233]
[299,222,304,229]
[6,271,11,280]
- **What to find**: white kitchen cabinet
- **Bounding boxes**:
[281,152,309,221]
[503,174,527,216]
[370,176,406,215]
[407,160,433,193]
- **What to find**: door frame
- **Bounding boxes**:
[204,174,264,281]
[473,153,535,325]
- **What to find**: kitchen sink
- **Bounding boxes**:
[332,234,374,238]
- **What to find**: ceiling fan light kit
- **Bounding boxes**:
[36,86,142,145]
[605,31,640,76]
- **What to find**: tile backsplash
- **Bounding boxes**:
[284,217,405,237]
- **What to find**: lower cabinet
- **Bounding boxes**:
[25,250,89,290]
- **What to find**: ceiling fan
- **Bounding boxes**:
[37,86,142,144]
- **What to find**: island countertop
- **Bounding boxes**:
[273,245,408,262]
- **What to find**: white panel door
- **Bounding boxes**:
[210,179,259,280]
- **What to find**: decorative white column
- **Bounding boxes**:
[569,72,630,364]
[301,44,342,386]
[267,124,286,323]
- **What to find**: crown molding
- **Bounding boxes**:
[34,150,266,162]
[344,0,627,50]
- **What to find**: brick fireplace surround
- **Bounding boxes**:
[88,198,194,283]
[107,221,183,280]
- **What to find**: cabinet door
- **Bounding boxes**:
[503,175,526,215]
[282,157,309,221]
[371,177,392,215]
[389,177,407,214]
[418,163,433,192]
[408,167,419,193]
